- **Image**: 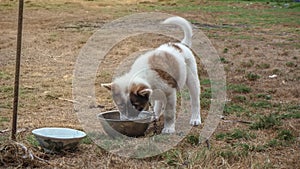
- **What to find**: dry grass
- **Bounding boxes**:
[0,141,49,168]
[0,0,299,168]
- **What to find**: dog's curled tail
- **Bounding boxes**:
[162,16,193,47]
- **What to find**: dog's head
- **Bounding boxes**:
[101,82,152,120]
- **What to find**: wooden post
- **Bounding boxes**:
[12,0,24,141]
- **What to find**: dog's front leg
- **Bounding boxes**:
[154,100,163,119]
[151,89,167,119]
[162,91,176,134]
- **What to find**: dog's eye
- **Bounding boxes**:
[132,104,138,109]
[132,105,143,111]
[132,103,141,109]
[132,103,144,111]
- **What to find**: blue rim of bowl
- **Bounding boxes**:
[32,127,86,140]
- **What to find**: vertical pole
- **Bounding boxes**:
[12,0,24,141]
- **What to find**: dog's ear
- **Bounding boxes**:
[137,88,152,98]
[131,83,152,98]
[101,83,113,91]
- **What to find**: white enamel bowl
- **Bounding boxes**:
[32,127,86,153]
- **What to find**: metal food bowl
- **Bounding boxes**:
[32,127,86,153]
[98,110,154,137]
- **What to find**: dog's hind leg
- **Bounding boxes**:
[186,64,201,126]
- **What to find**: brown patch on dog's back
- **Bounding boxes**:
[148,52,180,88]
[153,69,178,88]
[169,43,183,53]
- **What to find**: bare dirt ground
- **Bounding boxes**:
[0,0,299,168]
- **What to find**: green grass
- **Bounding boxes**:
[223,48,229,53]
[266,139,280,148]
[200,84,212,109]
[249,105,299,130]
[0,134,9,143]
[266,135,295,148]
[256,63,270,69]
[241,0,294,2]
[0,71,11,80]
[220,57,230,64]
[215,133,294,165]
[200,98,211,109]
[138,0,295,22]
[217,144,251,161]
[221,2,300,26]
[216,129,256,141]
[207,1,300,32]
[233,35,253,40]
[201,88,212,99]
[272,68,281,75]
[24,1,82,11]
[246,72,260,81]
[276,129,295,142]
[200,79,211,85]
[0,85,33,97]
[250,114,282,130]
[47,33,58,42]
[0,86,14,93]
[186,134,199,146]
[286,61,296,67]
[280,111,300,119]
[0,102,12,109]
[215,129,297,165]
[138,0,201,12]
[0,117,9,123]
[162,149,183,166]
[179,88,191,100]
[240,59,255,68]
[218,149,236,159]
[81,136,93,144]
[256,93,272,100]
[233,143,267,153]
[250,100,272,108]
[224,104,245,115]
[0,1,298,168]
[26,134,40,148]
[228,84,252,94]
[0,1,17,10]
[232,95,247,103]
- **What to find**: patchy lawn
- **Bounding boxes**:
[0,0,299,168]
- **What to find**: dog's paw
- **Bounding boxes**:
[162,127,175,134]
[190,118,201,126]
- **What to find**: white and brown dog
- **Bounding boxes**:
[102,16,201,134]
